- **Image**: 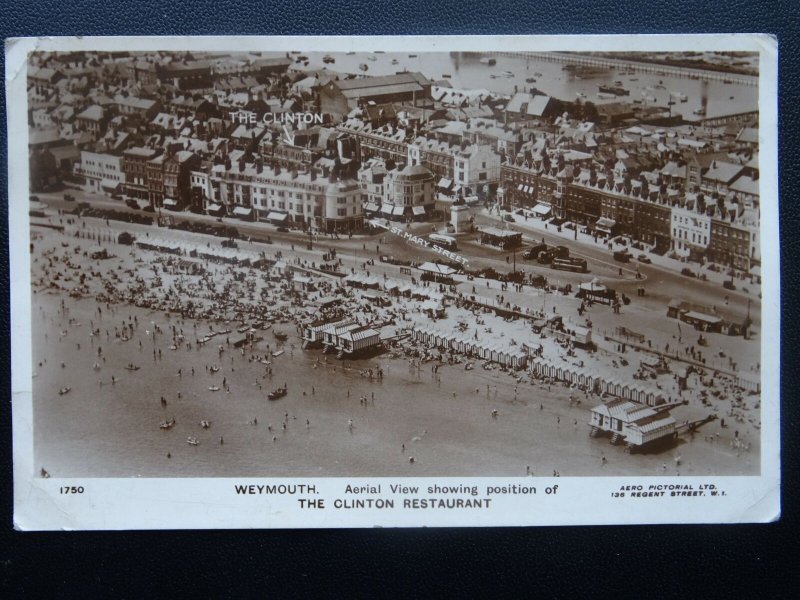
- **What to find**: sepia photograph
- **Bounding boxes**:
[8,34,780,529]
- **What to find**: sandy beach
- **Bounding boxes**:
[29,221,760,478]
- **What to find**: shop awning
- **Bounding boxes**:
[266,211,288,221]
[437,177,453,190]
[163,198,178,207]
[364,202,379,212]
[532,203,551,216]
[206,203,222,213]
[683,311,721,324]
[233,206,252,216]
[101,179,121,192]
[412,205,426,216]
[392,205,405,216]
[381,203,393,215]
[595,217,616,230]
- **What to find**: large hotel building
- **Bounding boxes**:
[191,159,363,233]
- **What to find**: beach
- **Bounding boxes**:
[30,223,759,478]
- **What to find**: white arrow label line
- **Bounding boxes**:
[282,125,295,145]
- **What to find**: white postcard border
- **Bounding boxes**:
[7,34,780,529]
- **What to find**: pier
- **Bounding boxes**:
[484,51,758,86]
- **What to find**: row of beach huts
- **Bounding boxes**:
[410,324,541,370]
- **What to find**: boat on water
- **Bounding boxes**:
[322,55,335,64]
[465,363,474,371]
[442,74,452,78]
[596,92,616,100]
[160,418,176,430]
[367,55,377,61]
[210,365,220,373]
[500,70,514,78]
[408,54,418,57]
[58,387,71,396]
[125,363,140,371]
[200,420,211,429]
[208,386,221,392]
[598,84,629,96]
[391,59,399,65]
[575,91,587,98]
[479,57,496,66]
[260,360,271,365]
[274,331,288,341]
[268,385,288,401]
[186,436,200,446]
[346,51,355,55]
[525,77,536,83]
[359,63,369,72]
[272,350,285,358]
[563,64,607,77]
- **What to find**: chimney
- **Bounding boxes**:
[310,169,316,181]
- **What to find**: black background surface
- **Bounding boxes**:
[1,1,797,596]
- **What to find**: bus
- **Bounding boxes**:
[551,257,588,273]
[428,233,458,251]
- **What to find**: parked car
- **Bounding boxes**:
[63,193,75,202]
[503,214,515,222]
[637,254,651,264]
[680,268,696,278]
[277,226,289,233]
[613,250,631,263]
[722,280,736,290]
[523,243,548,260]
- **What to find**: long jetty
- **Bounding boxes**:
[485,51,758,86]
